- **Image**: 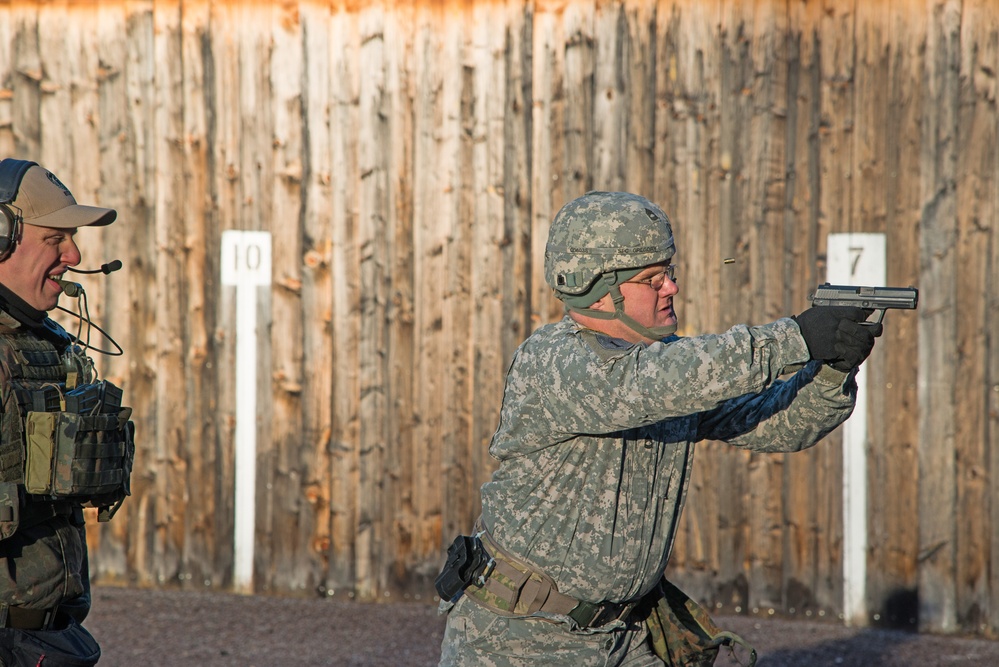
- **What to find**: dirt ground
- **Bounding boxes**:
[85,585,999,666]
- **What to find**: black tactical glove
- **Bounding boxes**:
[792,306,883,372]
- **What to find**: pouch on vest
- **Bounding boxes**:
[641,577,757,667]
[0,481,18,539]
[24,408,133,521]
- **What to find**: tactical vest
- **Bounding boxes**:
[0,315,133,540]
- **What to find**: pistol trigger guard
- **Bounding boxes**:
[868,309,886,325]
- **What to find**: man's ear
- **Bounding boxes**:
[586,294,611,312]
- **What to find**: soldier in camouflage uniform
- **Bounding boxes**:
[436,191,881,666]
[0,161,133,666]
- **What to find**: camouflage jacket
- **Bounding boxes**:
[479,315,856,605]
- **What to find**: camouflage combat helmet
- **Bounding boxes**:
[545,191,677,340]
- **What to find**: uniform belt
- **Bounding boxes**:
[0,604,59,630]
[465,519,638,629]
[19,499,76,529]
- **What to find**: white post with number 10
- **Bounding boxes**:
[826,232,885,627]
[220,230,272,593]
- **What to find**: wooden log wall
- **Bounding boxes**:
[0,0,995,636]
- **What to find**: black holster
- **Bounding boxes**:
[434,534,493,602]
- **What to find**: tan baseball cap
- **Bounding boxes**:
[12,165,116,228]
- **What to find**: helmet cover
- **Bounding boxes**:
[544,191,675,307]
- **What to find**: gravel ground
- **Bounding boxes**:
[85,585,999,666]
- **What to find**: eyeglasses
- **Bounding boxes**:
[628,264,677,291]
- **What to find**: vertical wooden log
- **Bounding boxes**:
[439,0,471,575]
[467,0,507,539]
[0,3,14,157]
[117,0,158,587]
[327,3,361,597]
[209,0,241,589]
[355,3,390,601]
[988,32,999,633]
[268,0,310,594]
[740,0,789,615]
[856,0,892,625]
[409,1,439,578]
[299,0,336,598]
[530,2,564,329]
[918,0,960,634]
[37,0,71,173]
[383,0,419,596]
[623,0,656,195]
[560,0,594,196]
[501,0,533,365]
[592,1,625,189]
[177,0,214,589]
[982,4,999,634]
[711,0,757,614]
[810,0,858,615]
[781,0,826,620]
[408,0,452,601]
[10,3,40,158]
[954,0,995,635]
[145,0,186,586]
[866,0,924,628]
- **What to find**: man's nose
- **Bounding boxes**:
[63,240,82,266]
[660,275,679,294]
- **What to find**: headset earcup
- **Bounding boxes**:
[0,205,16,260]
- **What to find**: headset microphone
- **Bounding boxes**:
[67,259,122,275]
[53,279,84,298]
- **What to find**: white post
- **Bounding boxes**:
[825,233,886,627]
[220,230,272,594]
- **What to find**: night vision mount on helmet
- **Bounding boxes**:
[544,191,677,340]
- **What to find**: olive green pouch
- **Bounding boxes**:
[25,411,67,494]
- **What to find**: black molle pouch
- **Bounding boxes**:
[435,534,491,602]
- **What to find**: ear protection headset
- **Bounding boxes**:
[0,158,38,261]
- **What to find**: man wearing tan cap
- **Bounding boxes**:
[0,159,134,666]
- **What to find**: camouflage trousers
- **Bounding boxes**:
[438,595,664,667]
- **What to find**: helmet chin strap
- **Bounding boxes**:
[570,277,677,341]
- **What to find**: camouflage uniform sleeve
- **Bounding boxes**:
[527,316,812,437]
[694,361,856,452]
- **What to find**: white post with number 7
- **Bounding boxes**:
[221,230,272,593]
[826,232,886,627]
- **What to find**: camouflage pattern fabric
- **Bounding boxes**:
[544,191,675,304]
[0,314,100,664]
[0,512,88,611]
[640,577,757,666]
[440,595,664,667]
[439,315,856,665]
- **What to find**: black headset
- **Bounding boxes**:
[0,158,38,261]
